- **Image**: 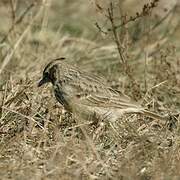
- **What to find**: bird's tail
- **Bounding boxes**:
[141,109,167,121]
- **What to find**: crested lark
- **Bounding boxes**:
[38,58,166,122]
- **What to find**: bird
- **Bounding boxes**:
[38,58,166,122]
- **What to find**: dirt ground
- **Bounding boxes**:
[0,1,180,179]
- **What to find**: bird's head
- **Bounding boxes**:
[38,57,65,87]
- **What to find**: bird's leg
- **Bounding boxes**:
[91,111,112,141]
[90,111,101,127]
[64,111,73,119]
[165,112,179,131]
[90,110,112,125]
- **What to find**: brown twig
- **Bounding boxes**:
[95,22,107,35]
[108,0,159,32]
[107,2,125,64]
[134,3,177,44]
[10,0,16,25]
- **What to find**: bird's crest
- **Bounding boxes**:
[43,57,66,73]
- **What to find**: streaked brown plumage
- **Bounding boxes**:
[38,58,166,122]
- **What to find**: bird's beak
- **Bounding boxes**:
[38,76,49,87]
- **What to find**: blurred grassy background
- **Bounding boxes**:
[0,0,180,179]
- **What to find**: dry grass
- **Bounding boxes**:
[0,0,180,179]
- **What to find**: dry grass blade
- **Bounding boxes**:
[0,0,179,179]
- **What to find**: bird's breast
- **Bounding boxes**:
[53,84,72,111]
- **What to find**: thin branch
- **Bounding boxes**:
[95,22,107,35]
[10,0,16,25]
[107,2,125,64]
[107,0,160,32]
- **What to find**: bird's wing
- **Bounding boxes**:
[77,92,141,109]
[61,69,141,110]
[71,77,141,109]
